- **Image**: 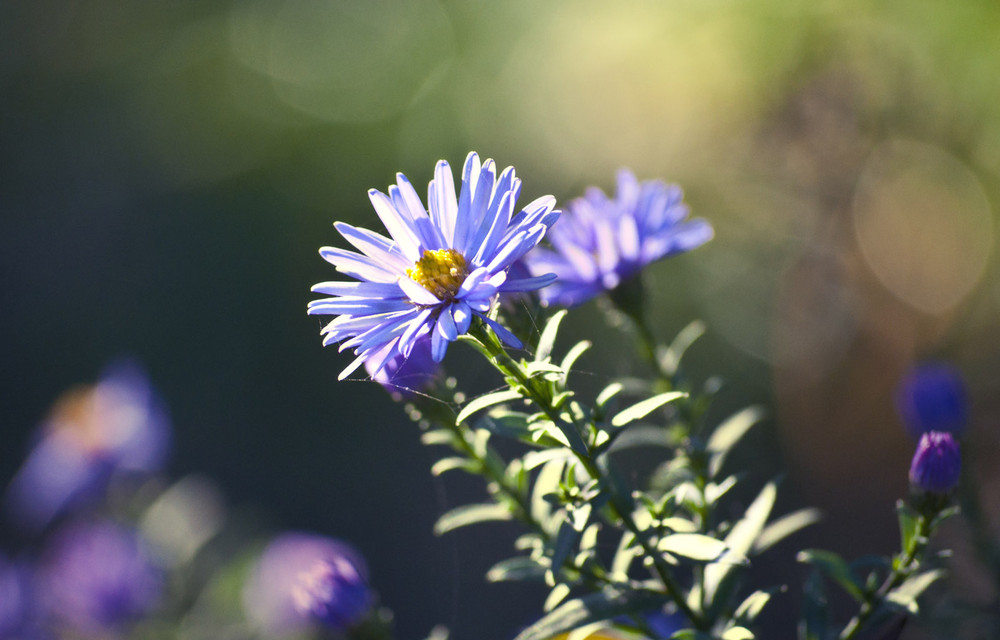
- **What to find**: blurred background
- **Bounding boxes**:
[3,0,1000,638]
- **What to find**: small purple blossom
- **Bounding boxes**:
[4,360,171,531]
[896,362,968,438]
[243,533,371,635]
[523,169,713,308]
[909,431,961,494]
[308,152,560,379]
[291,556,371,630]
[36,520,162,634]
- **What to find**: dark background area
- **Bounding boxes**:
[3,2,1000,638]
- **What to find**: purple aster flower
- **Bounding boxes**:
[4,360,171,531]
[909,431,961,494]
[36,520,162,635]
[243,532,372,635]
[896,362,968,438]
[308,152,560,379]
[522,169,713,308]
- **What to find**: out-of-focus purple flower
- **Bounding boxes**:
[308,152,559,379]
[523,169,713,308]
[909,431,961,494]
[243,532,372,635]
[0,554,32,638]
[364,336,440,398]
[896,362,968,438]
[36,520,162,635]
[4,360,171,531]
[291,555,372,630]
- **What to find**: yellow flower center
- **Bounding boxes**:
[406,249,468,301]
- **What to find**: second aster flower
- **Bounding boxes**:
[309,152,559,379]
[522,169,713,308]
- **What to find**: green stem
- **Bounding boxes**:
[467,320,710,632]
[839,515,931,640]
[419,396,611,588]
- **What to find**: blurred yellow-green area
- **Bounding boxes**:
[3,1,999,638]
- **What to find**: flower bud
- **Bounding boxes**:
[896,363,967,438]
[292,556,372,630]
[909,431,961,494]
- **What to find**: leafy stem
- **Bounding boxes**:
[838,511,932,640]
[466,319,710,632]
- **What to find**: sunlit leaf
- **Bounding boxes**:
[706,406,765,477]
[513,587,670,640]
[753,508,821,554]
[657,533,730,562]
[430,457,477,476]
[536,309,568,362]
[610,392,687,427]
[434,503,512,535]
[487,556,547,582]
[721,627,754,640]
[456,389,522,425]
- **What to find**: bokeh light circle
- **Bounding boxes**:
[852,138,993,314]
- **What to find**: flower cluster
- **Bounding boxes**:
[306,154,972,640]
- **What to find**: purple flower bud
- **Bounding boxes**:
[5,360,171,531]
[909,431,961,494]
[292,556,372,630]
[243,533,372,635]
[36,521,162,634]
[365,337,440,398]
[895,363,968,438]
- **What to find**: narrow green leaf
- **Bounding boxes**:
[722,627,755,640]
[456,389,522,425]
[525,360,566,381]
[704,481,777,602]
[797,550,865,602]
[512,587,670,640]
[536,309,568,362]
[886,569,945,614]
[430,457,477,476]
[658,319,707,376]
[487,557,547,582]
[733,590,771,625]
[420,429,454,446]
[657,533,730,562]
[706,406,766,477]
[610,531,638,581]
[532,458,567,528]
[549,520,582,580]
[544,583,572,612]
[524,449,572,471]
[896,500,919,554]
[479,412,535,442]
[753,508,822,554]
[595,382,624,410]
[560,341,592,381]
[611,391,687,427]
[434,503,512,535]
[800,571,828,640]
